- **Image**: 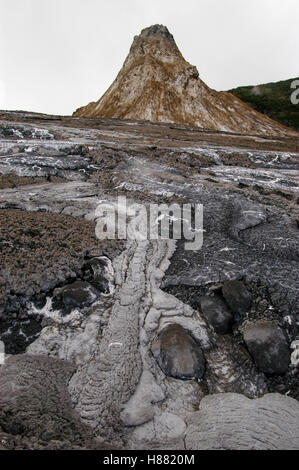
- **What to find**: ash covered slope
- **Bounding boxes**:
[73,25,297,137]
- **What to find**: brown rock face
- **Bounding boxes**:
[73,25,297,137]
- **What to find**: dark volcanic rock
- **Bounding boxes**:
[151,324,205,380]
[0,209,98,309]
[222,280,252,317]
[0,354,93,444]
[0,209,123,354]
[243,321,290,375]
[52,280,101,314]
[199,295,233,334]
[204,335,267,398]
[82,258,110,293]
[0,316,42,355]
[0,209,122,314]
[0,431,120,450]
[32,293,47,309]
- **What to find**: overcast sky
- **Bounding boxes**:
[0,0,298,115]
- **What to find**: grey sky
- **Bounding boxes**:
[0,0,298,115]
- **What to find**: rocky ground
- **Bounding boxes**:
[0,110,298,450]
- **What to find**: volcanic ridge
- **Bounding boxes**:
[74,24,297,137]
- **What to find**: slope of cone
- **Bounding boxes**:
[73,25,297,137]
